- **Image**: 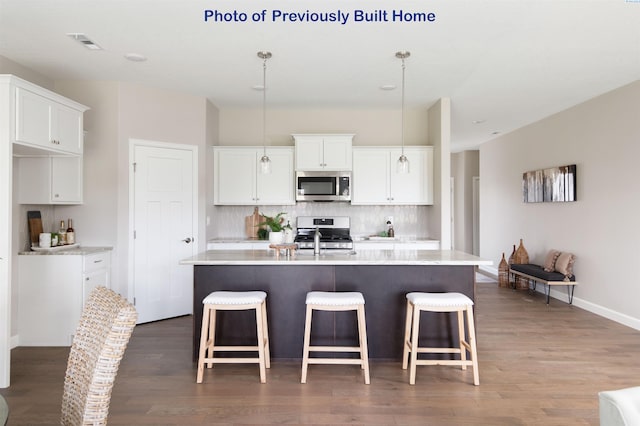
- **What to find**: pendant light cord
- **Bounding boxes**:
[262,56,267,158]
[401,56,406,157]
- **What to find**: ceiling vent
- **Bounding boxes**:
[66,33,102,50]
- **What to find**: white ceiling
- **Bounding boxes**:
[1,0,639,150]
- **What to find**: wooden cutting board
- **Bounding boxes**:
[245,207,264,240]
[27,210,43,247]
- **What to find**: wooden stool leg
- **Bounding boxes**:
[409,304,420,385]
[301,305,313,384]
[255,303,267,384]
[457,309,467,370]
[466,305,480,386]
[402,300,413,370]
[196,306,211,383]
[207,307,217,369]
[261,300,271,369]
[357,305,370,385]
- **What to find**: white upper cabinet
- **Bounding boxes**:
[17,156,83,204]
[213,146,295,205]
[293,134,353,171]
[15,87,85,155]
[351,146,434,205]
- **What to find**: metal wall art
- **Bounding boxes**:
[522,164,576,203]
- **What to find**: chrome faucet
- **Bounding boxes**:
[313,227,322,255]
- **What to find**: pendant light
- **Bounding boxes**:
[258,51,272,174]
[396,51,410,174]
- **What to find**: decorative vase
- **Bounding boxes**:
[269,231,284,244]
[508,245,516,264]
[283,228,294,244]
[515,239,529,264]
[514,239,530,290]
[498,253,510,288]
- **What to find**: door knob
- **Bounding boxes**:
[182,237,192,243]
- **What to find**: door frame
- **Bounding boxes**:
[127,138,199,306]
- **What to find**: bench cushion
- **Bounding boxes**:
[510,263,576,282]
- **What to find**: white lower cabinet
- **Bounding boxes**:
[355,240,440,251]
[207,241,271,250]
[18,250,111,346]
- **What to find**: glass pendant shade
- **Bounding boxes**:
[397,154,410,173]
[260,153,271,174]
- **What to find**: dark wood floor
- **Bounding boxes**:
[2,279,640,425]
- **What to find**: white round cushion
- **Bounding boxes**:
[203,291,266,305]
[406,292,473,307]
[306,291,365,306]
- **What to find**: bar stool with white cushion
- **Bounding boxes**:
[196,291,270,384]
[402,292,479,385]
[301,291,370,384]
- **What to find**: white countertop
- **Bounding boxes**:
[18,246,113,255]
[207,237,439,244]
[181,249,492,266]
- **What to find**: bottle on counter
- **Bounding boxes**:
[66,219,75,245]
[58,220,67,245]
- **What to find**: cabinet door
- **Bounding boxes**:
[17,157,51,204]
[389,147,433,205]
[322,136,352,170]
[51,156,83,203]
[294,136,325,170]
[51,103,83,154]
[351,149,390,204]
[18,255,83,346]
[15,88,51,149]
[83,270,109,304]
[256,148,295,205]
[389,147,425,204]
[214,148,257,205]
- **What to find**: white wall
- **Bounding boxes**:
[219,107,430,146]
[451,150,479,253]
[480,80,640,329]
[428,98,452,249]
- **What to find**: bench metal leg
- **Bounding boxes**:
[545,284,550,304]
[567,285,575,304]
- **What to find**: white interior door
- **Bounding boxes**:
[133,143,196,323]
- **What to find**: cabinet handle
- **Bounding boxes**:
[93,259,103,263]
[54,194,60,198]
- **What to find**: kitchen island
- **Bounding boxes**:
[181,249,491,361]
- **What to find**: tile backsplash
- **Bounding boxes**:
[210,204,431,240]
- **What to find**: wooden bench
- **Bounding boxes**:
[509,263,577,304]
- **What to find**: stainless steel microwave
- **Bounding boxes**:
[296,171,351,202]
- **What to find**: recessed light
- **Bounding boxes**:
[380,85,396,91]
[491,131,501,135]
[66,33,102,50]
[124,53,147,62]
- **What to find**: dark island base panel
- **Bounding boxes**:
[193,265,475,361]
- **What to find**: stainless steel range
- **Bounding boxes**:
[295,216,354,251]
